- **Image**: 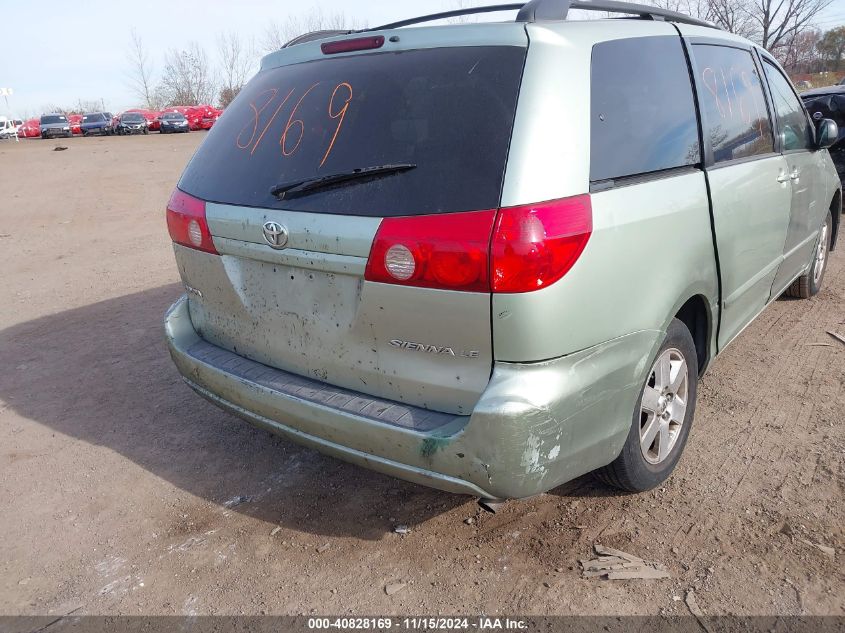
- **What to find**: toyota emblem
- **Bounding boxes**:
[262,221,289,249]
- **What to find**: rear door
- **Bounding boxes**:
[688,41,792,349]
[174,37,528,415]
[760,54,825,295]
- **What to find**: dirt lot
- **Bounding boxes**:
[0,134,843,618]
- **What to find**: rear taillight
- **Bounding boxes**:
[491,195,592,293]
[364,210,496,292]
[166,189,218,255]
[364,195,592,294]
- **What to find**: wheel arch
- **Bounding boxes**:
[672,294,713,376]
[830,188,841,252]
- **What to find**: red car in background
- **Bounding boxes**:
[67,114,83,135]
[194,104,222,130]
[17,119,41,138]
[125,108,161,131]
[161,105,220,131]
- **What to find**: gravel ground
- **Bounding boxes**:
[0,134,843,618]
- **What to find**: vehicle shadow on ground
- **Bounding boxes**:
[0,285,618,540]
[0,285,475,540]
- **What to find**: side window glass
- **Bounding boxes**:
[691,44,774,163]
[763,59,814,152]
[590,36,700,182]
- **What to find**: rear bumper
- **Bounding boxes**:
[165,295,660,499]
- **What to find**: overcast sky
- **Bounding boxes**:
[3,0,845,117]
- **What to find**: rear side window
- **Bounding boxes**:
[762,59,814,151]
[691,44,774,163]
[590,36,699,183]
[178,46,526,217]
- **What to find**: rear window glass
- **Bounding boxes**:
[178,46,526,216]
[590,36,700,182]
[691,44,774,163]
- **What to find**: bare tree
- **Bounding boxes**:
[127,29,158,109]
[647,0,756,37]
[649,0,832,53]
[158,43,217,106]
[75,99,105,113]
[261,9,366,53]
[40,104,68,115]
[750,0,834,51]
[777,27,822,71]
[706,0,758,38]
[217,31,256,108]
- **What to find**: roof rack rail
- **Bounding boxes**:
[568,0,718,28]
[283,29,353,48]
[368,0,718,31]
[369,4,524,31]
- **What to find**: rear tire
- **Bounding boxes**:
[596,318,698,492]
[784,211,832,299]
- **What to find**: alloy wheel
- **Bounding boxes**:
[639,348,689,465]
[813,222,829,285]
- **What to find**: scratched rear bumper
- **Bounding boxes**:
[165,294,659,499]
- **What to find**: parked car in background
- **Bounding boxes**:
[40,114,72,138]
[0,117,21,139]
[80,112,114,136]
[17,119,41,138]
[67,114,83,135]
[801,85,845,181]
[158,111,190,133]
[115,111,149,135]
[126,108,161,131]
[162,106,203,130]
[195,104,221,130]
[164,5,841,500]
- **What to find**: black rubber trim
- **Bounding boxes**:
[185,340,461,433]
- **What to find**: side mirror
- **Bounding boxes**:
[817,118,838,150]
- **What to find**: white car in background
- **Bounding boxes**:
[0,116,21,140]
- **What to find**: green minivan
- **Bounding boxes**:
[164,0,841,500]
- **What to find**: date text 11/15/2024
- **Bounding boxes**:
[307,617,529,630]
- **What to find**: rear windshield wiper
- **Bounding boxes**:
[270,163,417,200]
